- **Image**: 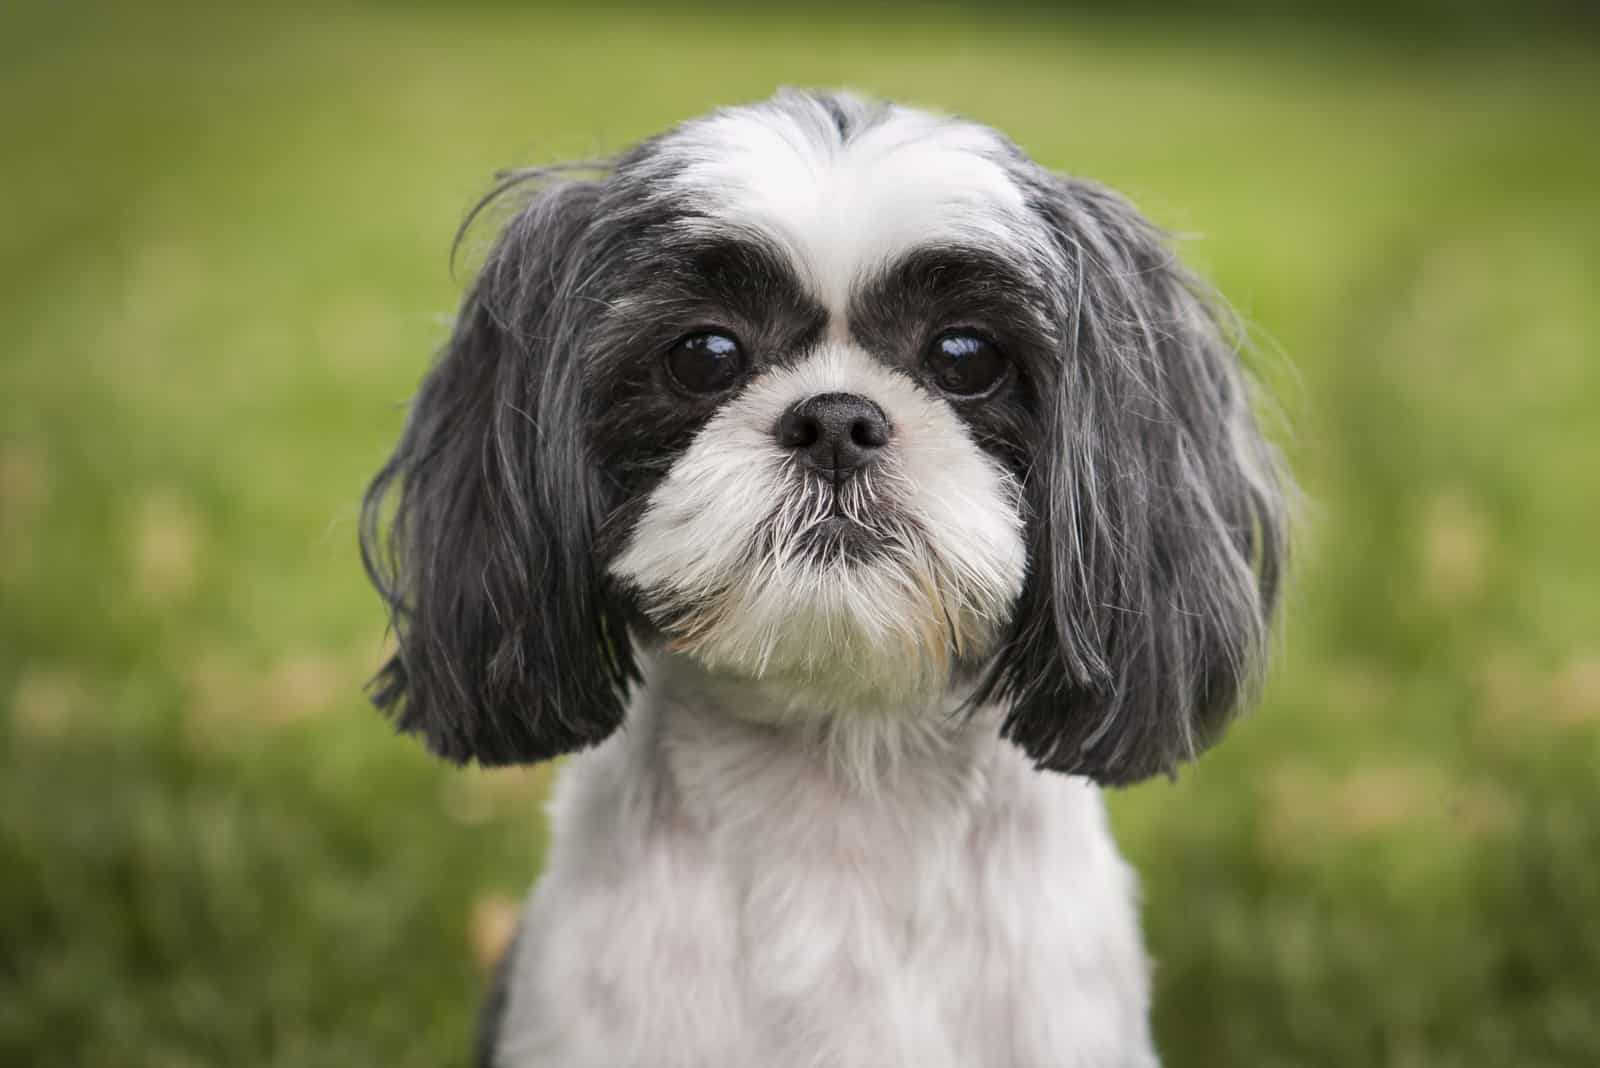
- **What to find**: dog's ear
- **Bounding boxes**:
[982,176,1290,786]
[360,173,635,765]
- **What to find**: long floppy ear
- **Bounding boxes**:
[984,175,1290,786]
[360,172,635,765]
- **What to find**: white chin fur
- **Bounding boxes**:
[609,345,1026,710]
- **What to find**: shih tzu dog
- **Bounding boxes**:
[361,89,1289,1067]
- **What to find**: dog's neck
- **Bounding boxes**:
[519,649,1150,1066]
[618,650,1022,860]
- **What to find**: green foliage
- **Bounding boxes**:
[2,3,1596,1065]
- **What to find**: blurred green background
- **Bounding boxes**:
[3,2,1598,1065]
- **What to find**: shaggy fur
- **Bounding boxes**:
[361,89,1290,1066]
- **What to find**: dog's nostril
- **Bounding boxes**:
[849,415,888,450]
[776,392,890,476]
[776,411,821,450]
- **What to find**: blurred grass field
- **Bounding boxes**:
[3,2,1598,1065]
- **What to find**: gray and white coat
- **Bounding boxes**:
[362,90,1290,1067]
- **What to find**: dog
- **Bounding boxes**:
[361,89,1289,1067]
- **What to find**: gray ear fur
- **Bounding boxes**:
[360,173,636,765]
[984,175,1290,786]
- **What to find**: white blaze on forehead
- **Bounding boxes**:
[660,98,1030,314]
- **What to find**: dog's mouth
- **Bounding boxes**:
[799,512,872,553]
[788,495,908,565]
[756,463,921,569]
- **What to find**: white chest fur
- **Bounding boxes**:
[493,656,1158,1068]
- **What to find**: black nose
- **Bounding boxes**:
[775,392,890,478]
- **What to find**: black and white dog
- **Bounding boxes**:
[362,90,1289,1067]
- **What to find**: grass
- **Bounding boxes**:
[2,2,1598,1065]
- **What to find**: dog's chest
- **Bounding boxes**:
[493,704,1157,1067]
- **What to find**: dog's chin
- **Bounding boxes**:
[641,528,1005,713]
[667,630,967,718]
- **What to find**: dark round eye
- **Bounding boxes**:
[926,332,1008,397]
[665,331,746,394]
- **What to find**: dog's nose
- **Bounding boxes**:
[775,392,890,478]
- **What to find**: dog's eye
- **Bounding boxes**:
[926,332,1008,397]
[665,331,746,394]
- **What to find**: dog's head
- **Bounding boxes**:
[361,90,1289,785]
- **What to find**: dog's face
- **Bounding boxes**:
[362,91,1289,785]
[602,101,1048,712]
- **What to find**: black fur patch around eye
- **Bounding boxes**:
[585,230,827,553]
[848,245,1054,478]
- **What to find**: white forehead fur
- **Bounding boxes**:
[610,344,1026,711]
[656,92,1031,315]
